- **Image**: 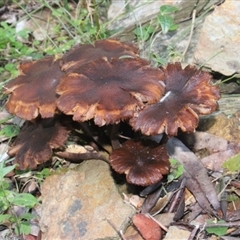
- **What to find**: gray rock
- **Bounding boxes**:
[194,0,240,76]
[107,0,220,66]
[145,18,205,65]
[107,0,218,36]
[39,160,136,240]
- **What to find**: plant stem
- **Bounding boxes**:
[91,0,100,32]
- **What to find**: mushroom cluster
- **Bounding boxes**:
[3,39,220,186]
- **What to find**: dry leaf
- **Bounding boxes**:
[180,131,228,153]
[132,213,162,240]
[166,137,220,211]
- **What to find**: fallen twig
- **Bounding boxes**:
[182,8,196,57]
[106,219,127,240]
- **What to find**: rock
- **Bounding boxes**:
[107,0,219,36]
[146,18,204,65]
[39,160,136,240]
[219,82,240,94]
[107,0,220,65]
[0,143,9,162]
[194,0,240,76]
[217,94,240,116]
[163,226,191,240]
[198,111,240,143]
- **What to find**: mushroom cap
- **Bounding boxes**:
[130,63,221,136]
[61,39,139,73]
[4,56,65,120]
[56,57,165,126]
[8,118,69,170]
[109,139,170,186]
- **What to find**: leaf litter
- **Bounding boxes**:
[122,130,240,239]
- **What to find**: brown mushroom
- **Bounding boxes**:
[130,63,220,136]
[56,57,165,126]
[3,56,65,120]
[8,117,69,170]
[61,39,139,73]
[109,139,170,186]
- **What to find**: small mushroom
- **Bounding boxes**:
[61,39,139,73]
[3,56,65,120]
[8,117,69,170]
[109,139,170,186]
[130,63,220,136]
[56,57,165,126]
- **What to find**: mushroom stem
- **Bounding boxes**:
[77,121,110,153]
[41,117,58,128]
[107,123,121,150]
